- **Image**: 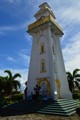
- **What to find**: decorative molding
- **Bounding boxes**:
[37,34,45,43]
[56,79,61,98]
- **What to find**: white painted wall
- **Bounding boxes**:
[27,3,72,100]
[52,34,72,99]
[27,27,58,100]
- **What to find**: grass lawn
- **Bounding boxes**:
[0,114,80,120]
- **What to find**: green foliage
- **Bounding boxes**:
[0,95,6,107]
[0,70,21,95]
[5,93,23,104]
[72,91,80,99]
[66,68,80,93]
[11,93,23,102]
[73,69,80,77]
[0,76,4,93]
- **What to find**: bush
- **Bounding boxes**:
[11,93,23,102]
[76,107,80,115]
[0,95,6,107]
[72,91,80,99]
[5,93,23,104]
[73,93,79,99]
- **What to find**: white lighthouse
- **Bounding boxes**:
[27,2,72,100]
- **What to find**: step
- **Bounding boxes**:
[68,110,76,116]
[55,100,79,104]
[58,102,80,106]
[37,111,69,116]
[45,103,78,108]
[44,105,78,109]
[38,108,76,116]
[57,99,80,103]
[38,107,75,113]
[41,105,76,111]
[58,99,79,102]
[55,102,78,106]
[37,99,79,116]
[58,101,80,106]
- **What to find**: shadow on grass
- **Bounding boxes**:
[0,100,53,117]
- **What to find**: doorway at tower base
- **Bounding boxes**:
[37,78,51,100]
[37,78,61,99]
[37,78,50,97]
[37,78,55,100]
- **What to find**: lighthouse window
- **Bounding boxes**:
[41,45,44,52]
[42,61,44,71]
[40,43,45,54]
[40,59,46,72]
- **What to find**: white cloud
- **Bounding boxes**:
[25,33,32,43]
[0,26,18,33]
[49,0,80,34]
[20,54,30,63]
[62,32,80,72]
[0,18,34,34]
[7,0,14,3]
[19,49,30,55]
[0,31,5,36]
[0,22,27,32]
[7,56,16,62]
[18,49,30,66]
[59,7,80,26]
[7,0,20,4]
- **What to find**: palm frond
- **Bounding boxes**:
[13,80,21,91]
[66,72,73,81]
[76,78,80,82]
[0,76,4,92]
[75,81,80,90]
[13,73,21,80]
[73,68,80,77]
[4,70,12,79]
[74,74,80,78]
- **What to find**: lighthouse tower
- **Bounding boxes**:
[27,2,72,100]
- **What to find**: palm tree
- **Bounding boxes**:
[4,70,21,94]
[0,76,8,95]
[66,68,80,93]
[0,76,4,94]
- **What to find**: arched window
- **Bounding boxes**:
[40,59,46,72]
[40,43,45,54]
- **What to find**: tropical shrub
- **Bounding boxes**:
[5,93,23,104]
[0,70,21,95]
[0,95,6,107]
[66,68,80,93]
[11,93,23,102]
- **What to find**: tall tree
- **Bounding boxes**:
[4,70,21,94]
[0,76,4,94]
[66,68,80,93]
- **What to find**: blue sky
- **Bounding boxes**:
[0,0,80,89]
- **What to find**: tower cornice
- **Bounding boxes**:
[28,15,64,35]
